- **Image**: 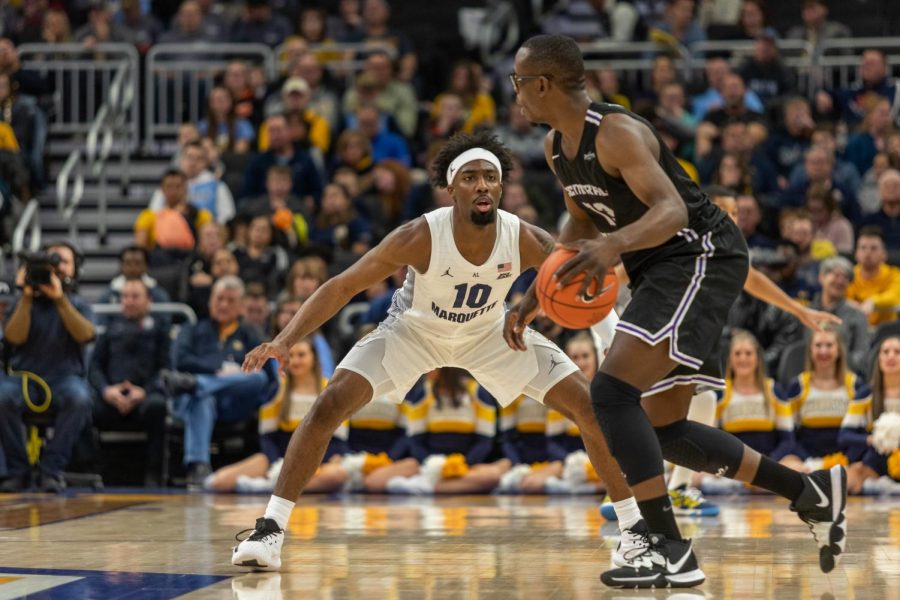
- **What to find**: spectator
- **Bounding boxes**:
[176,222,222,314]
[116,0,162,53]
[494,105,547,168]
[655,81,698,151]
[0,72,41,189]
[239,165,309,250]
[309,182,373,258]
[859,152,892,217]
[195,0,230,41]
[816,49,896,127]
[342,51,418,139]
[34,9,72,44]
[736,193,775,249]
[360,159,411,236]
[736,28,793,106]
[589,67,632,110]
[432,61,496,135]
[770,239,818,303]
[159,1,218,44]
[779,326,869,473]
[847,228,900,327]
[74,1,135,47]
[427,92,465,143]
[649,0,706,49]
[540,0,640,42]
[765,97,813,180]
[99,246,171,306]
[0,242,95,493]
[329,0,364,41]
[242,281,272,339]
[692,56,763,121]
[353,103,411,166]
[712,152,752,195]
[261,77,330,155]
[284,256,328,301]
[198,86,254,155]
[733,0,767,40]
[785,0,851,54]
[787,124,861,193]
[295,6,337,50]
[844,97,894,178]
[202,338,348,493]
[702,73,766,129]
[0,38,52,99]
[809,257,871,375]
[352,0,417,84]
[696,119,778,196]
[134,169,214,265]
[222,61,261,127]
[88,279,169,487]
[165,276,279,488]
[292,51,340,132]
[861,169,900,252]
[782,146,861,225]
[806,185,853,255]
[149,140,235,224]
[230,0,292,47]
[241,114,322,203]
[271,293,335,377]
[233,214,290,297]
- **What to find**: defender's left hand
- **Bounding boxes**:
[554,239,620,301]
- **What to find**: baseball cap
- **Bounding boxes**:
[282,77,310,95]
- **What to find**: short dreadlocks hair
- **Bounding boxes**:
[430,131,515,188]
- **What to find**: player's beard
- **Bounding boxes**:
[470,207,497,226]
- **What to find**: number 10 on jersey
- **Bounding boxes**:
[452,283,492,309]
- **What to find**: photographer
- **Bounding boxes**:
[0,242,95,493]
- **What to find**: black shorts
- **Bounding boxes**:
[616,218,749,397]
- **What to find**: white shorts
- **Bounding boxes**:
[336,316,579,407]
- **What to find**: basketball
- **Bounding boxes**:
[535,249,618,329]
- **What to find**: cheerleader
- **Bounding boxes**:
[204,339,349,493]
[780,326,871,473]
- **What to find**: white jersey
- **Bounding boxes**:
[385,207,521,337]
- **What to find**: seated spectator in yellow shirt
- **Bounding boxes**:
[846,226,900,326]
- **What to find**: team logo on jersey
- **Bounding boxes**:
[583,151,596,161]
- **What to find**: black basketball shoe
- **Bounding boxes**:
[600,527,705,589]
[791,464,847,573]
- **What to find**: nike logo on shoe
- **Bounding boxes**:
[809,478,830,508]
[666,541,693,573]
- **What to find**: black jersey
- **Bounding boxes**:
[552,102,726,279]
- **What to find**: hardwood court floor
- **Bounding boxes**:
[0,492,898,599]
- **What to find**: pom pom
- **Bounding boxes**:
[421,455,447,485]
[498,464,533,493]
[363,452,392,475]
[341,452,368,492]
[822,452,848,470]
[889,449,900,481]
[563,450,590,484]
[441,453,469,479]
[873,412,900,455]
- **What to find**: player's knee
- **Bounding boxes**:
[589,372,642,436]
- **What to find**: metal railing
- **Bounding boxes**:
[274,41,397,87]
[582,40,691,93]
[17,43,140,148]
[11,199,42,256]
[91,302,198,324]
[817,37,900,91]
[144,43,276,151]
[55,148,85,240]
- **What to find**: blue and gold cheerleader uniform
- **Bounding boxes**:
[716,378,796,460]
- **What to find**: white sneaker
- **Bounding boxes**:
[612,519,651,567]
[385,474,435,495]
[232,517,285,571]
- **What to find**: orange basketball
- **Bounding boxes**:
[535,249,618,329]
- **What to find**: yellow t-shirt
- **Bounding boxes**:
[431,93,497,134]
[134,207,213,249]
[258,108,330,154]
[0,122,19,151]
[847,263,900,326]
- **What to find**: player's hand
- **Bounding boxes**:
[504,288,540,351]
[242,340,290,374]
[554,239,620,302]
[797,307,842,332]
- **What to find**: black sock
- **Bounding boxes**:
[637,494,682,541]
[751,455,805,502]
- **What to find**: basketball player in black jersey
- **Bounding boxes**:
[504,34,848,589]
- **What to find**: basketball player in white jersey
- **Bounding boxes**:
[232,132,639,571]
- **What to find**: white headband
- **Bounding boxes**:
[446,148,502,186]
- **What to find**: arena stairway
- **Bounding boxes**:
[40,146,169,302]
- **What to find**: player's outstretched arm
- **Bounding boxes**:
[242,219,430,373]
[744,266,842,332]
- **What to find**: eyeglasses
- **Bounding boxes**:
[508,72,550,93]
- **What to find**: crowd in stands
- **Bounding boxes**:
[1,0,900,495]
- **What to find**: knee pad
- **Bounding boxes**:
[655,419,745,478]
[589,372,643,448]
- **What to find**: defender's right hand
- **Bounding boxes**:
[242,341,290,374]
[504,290,540,352]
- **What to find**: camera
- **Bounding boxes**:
[20,251,62,289]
